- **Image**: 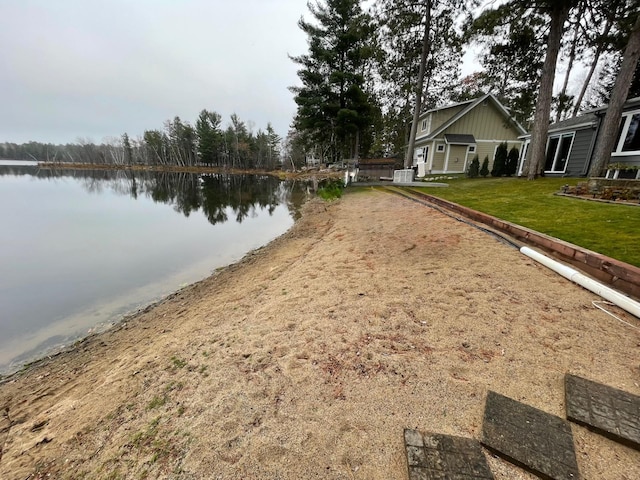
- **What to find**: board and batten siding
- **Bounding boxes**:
[441,101,521,140]
[430,148,446,171]
[427,105,467,135]
[566,128,595,176]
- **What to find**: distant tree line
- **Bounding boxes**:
[0,111,282,170]
[0,165,307,226]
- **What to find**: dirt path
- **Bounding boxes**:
[1,189,639,479]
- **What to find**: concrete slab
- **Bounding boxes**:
[404,429,494,480]
[565,374,640,449]
[351,181,449,187]
[482,391,580,480]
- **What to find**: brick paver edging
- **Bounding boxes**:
[396,188,640,300]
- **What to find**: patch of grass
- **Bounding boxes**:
[131,417,162,448]
[170,356,187,369]
[415,177,640,267]
[318,179,344,200]
[146,395,166,410]
[164,381,184,393]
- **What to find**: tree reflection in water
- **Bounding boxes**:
[0,166,309,225]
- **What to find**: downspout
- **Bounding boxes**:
[521,247,640,318]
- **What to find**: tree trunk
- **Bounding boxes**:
[588,14,640,177]
[572,19,613,117]
[556,6,583,123]
[526,4,570,179]
[404,0,432,169]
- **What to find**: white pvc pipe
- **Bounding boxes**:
[520,246,640,319]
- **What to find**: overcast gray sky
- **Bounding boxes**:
[0,0,314,144]
[1,0,483,146]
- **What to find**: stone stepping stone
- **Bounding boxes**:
[565,373,640,449]
[404,428,494,480]
[481,390,580,480]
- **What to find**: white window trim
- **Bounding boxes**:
[606,167,640,179]
[444,144,451,171]
[518,140,530,176]
[544,132,574,173]
[436,143,445,152]
[427,143,435,172]
[468,144,476,153]
[613,108,640,156]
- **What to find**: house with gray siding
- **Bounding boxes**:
[518,96,640,178]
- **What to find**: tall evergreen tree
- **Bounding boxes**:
[122,133,133,164]
[589,13,640,177]
[491,142,508,177]
[265,123,282,169]
[195,109,222,165]
[525,1,578,180]
[571,0,634,116]
[374,0,466,166]
[290,0,376,162]
[467,4,546,129]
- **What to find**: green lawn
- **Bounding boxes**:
[413,177,640,267]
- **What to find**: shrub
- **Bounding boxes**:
[491,142,508,177]
[506,147,519,176]
[467,155,480,178]
[317,179,343,200]
[480,156,490,177]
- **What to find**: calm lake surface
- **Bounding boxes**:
[0,163,309,374]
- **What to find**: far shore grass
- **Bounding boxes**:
[413,177,640,268]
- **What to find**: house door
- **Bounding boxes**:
[417,146,428,177]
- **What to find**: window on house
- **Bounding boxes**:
[420,116,431,133]
[436,144,445,152]
[614,111,640,154]
[544,133,574,173]
[468,145,476,153]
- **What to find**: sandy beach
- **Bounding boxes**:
[1,188,639,479]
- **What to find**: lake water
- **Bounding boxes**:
[0,163,309,374]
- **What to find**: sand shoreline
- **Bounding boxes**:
[1,189,639,479]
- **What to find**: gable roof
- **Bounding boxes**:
[423,98,476,115]
[418,94,528,141]
[444,133,476,144]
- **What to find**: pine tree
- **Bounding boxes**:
[469,0,580,179]
[373,0,466,167]
[571,0,634,116]
[122,133,133,164]
[480,156,490,177]
[290,0,376,162]
[467,155,480,178]
[506,147,520,176]
[491,142,508,177]
[589,13,640,177]
[195,109,222,165]
[467,5,546,129]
